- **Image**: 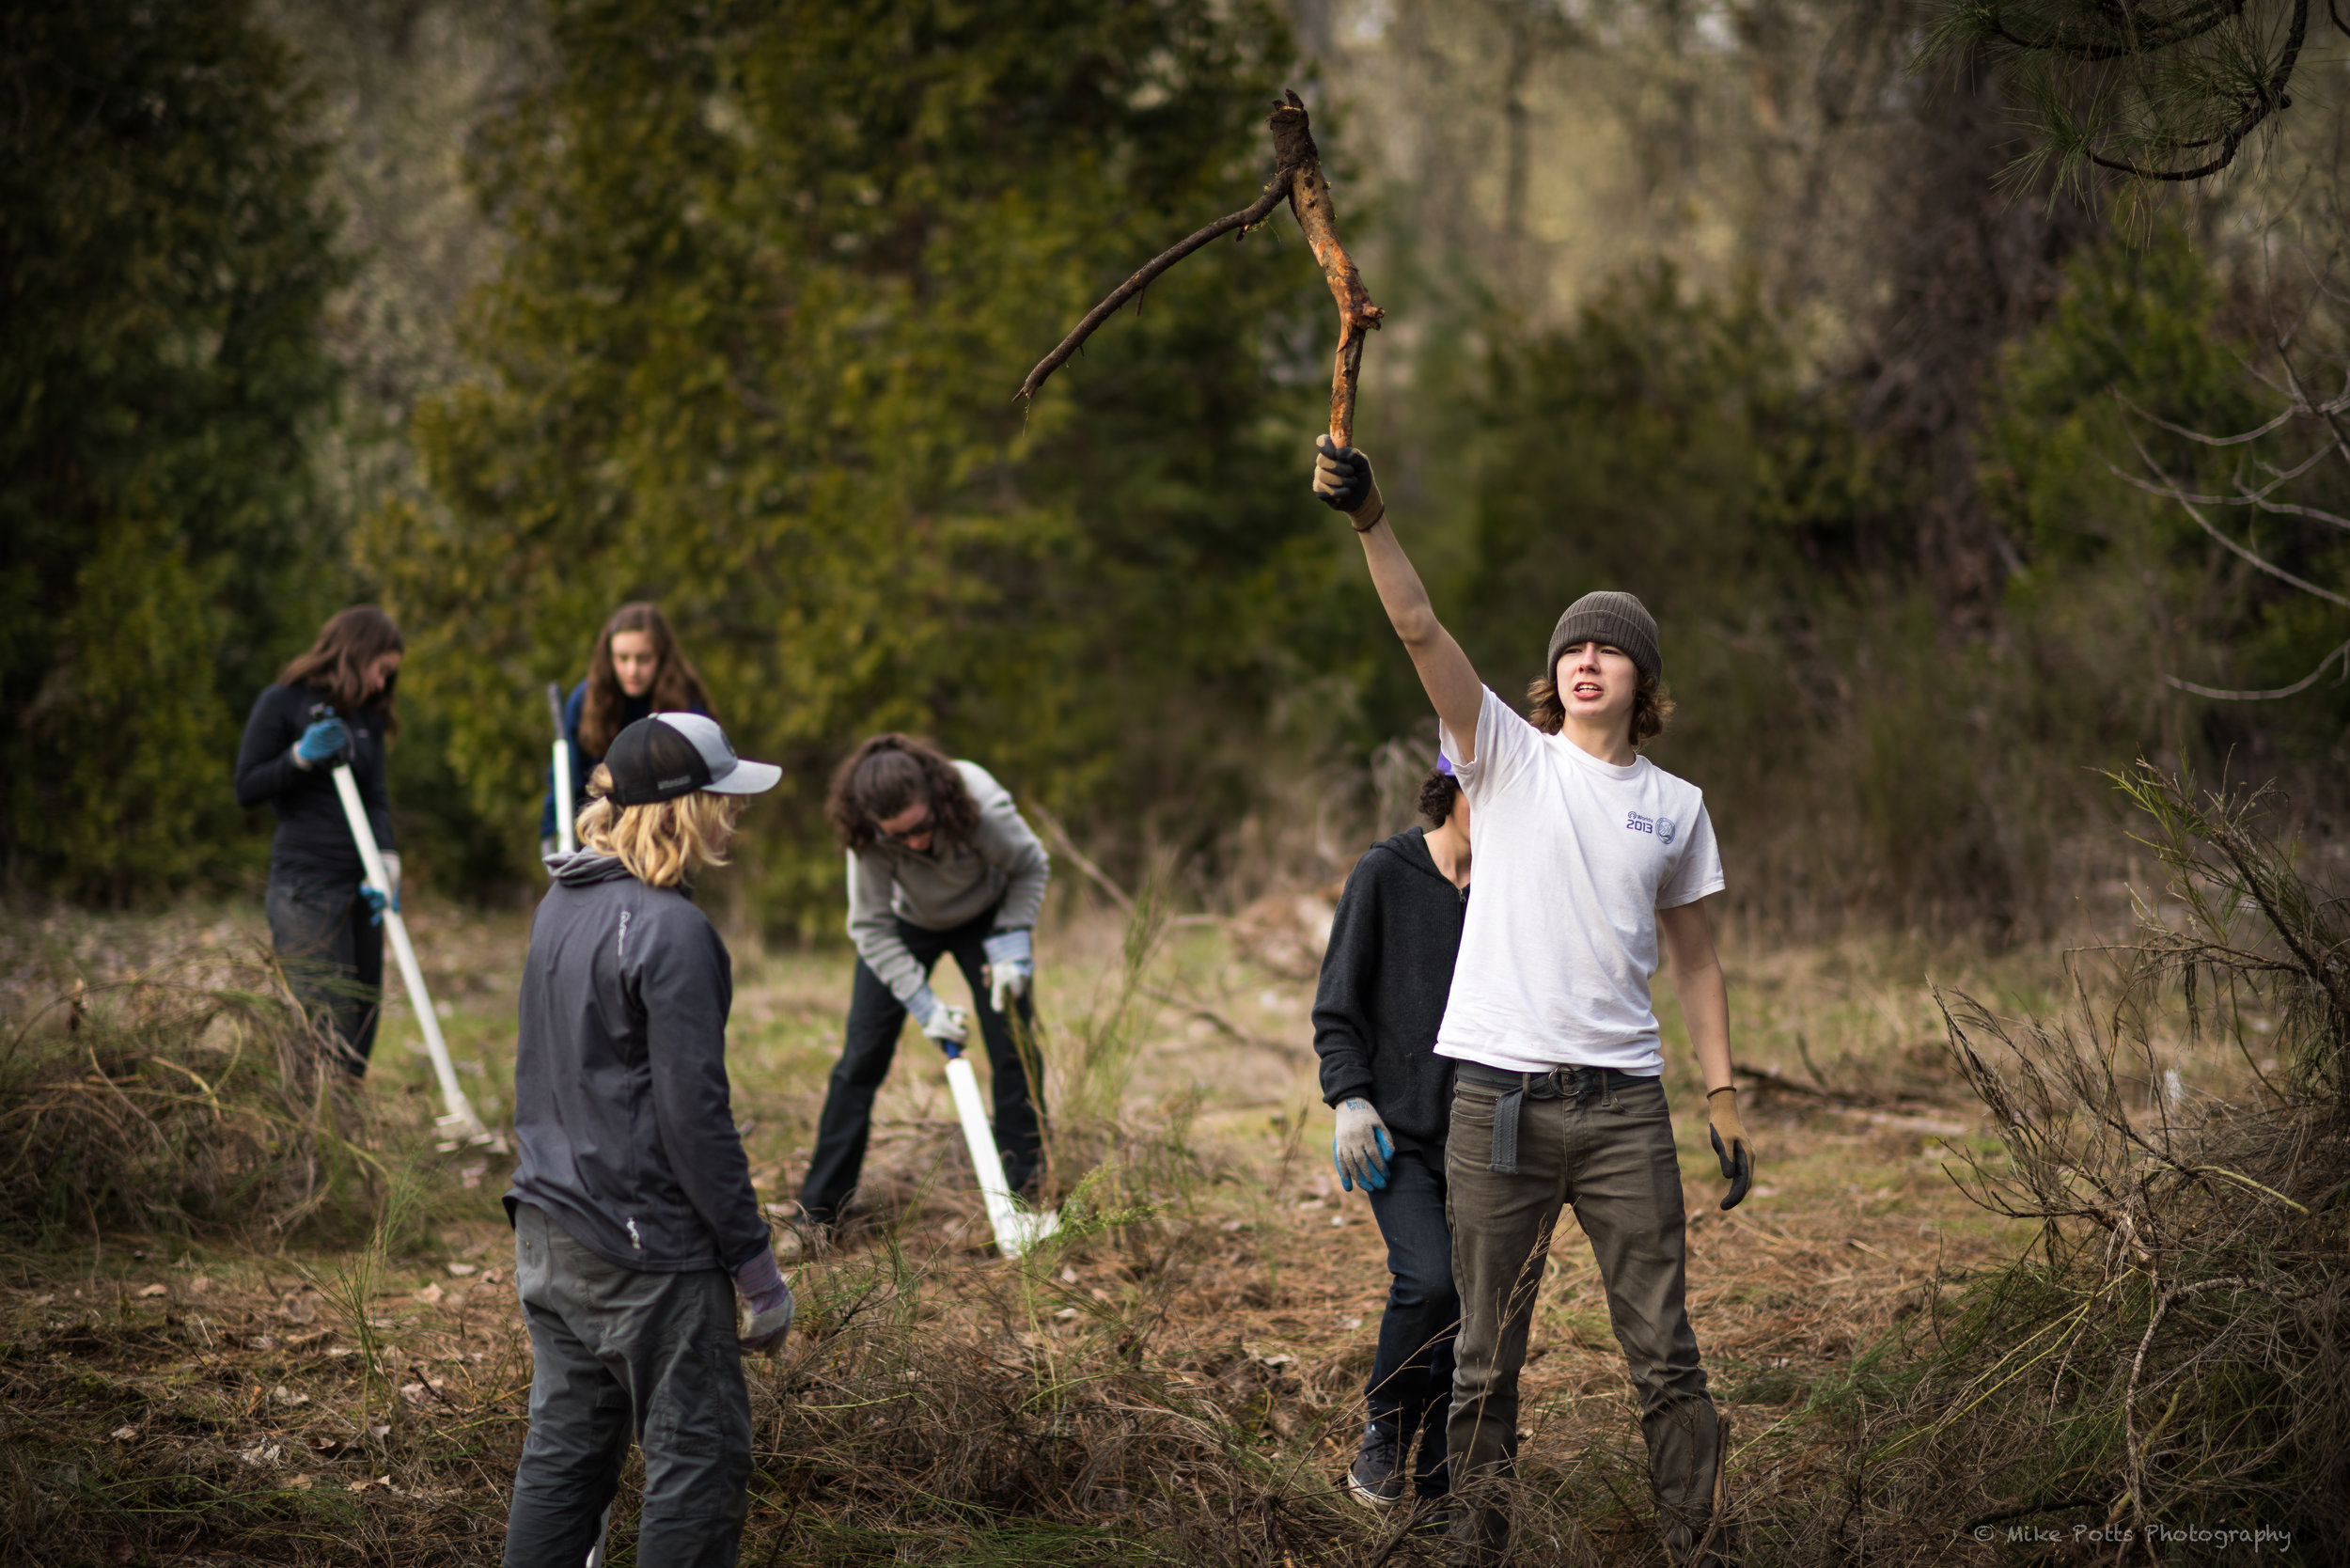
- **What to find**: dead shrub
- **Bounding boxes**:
[1811,766,2350,1558]
[0,945,384,1244]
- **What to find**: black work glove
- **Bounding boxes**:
[1708,1087,1754,1211]
[1312,434,1384,526]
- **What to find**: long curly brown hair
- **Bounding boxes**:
[1526,671,1675,749]
[579,604,716,758]
[278,606,405,736]
[825,734,979,852]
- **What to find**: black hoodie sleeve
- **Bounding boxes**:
[632,907,768,1269]
[1311,850,1385,1108]
[234,686,304,809]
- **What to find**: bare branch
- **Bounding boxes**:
[1015,182,1288,405]
[2165,635,2350,699]
[2115,435,2350,608]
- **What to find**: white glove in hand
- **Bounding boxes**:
[982,930,1033,1015]
[380,852,401,903]
[918,996,970,1048]
[1333,1097,1394,1192]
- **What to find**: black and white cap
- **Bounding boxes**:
[603,713,782,807]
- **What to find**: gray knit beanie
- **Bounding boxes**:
[1545,591,1660,686]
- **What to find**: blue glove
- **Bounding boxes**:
[294,717,350,766]
[358,882,399,926]
[1333,1098,1393,1192]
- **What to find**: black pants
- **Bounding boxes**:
[1364,1148,1459,1498]
[265,872,383,1074]
[798,907,1043,1225]
[504,1204,751,1568]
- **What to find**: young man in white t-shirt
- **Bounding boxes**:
[1311,437,1755,1568]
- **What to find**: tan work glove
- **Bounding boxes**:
[1707,1088,1753,1210]
[1312,435,1386,530]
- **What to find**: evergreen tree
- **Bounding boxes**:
[1,0,346,899]
[371,0,1335,917]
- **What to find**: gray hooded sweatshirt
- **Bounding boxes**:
[505,850,768,1274]
[846,760,1050,1014]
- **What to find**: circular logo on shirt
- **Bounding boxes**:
[1655,815,1678,846]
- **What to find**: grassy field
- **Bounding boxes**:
[0,887,2098,1565]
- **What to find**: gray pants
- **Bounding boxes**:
[1444,1068,1726,1565]
[504,1204,753,1568]
[265,873,382,1074]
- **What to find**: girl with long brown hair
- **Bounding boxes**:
[794,734,1053,1230]
[233,605,406,1074]
[540,603,716,857]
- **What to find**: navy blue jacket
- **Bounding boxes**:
[1311,827,1469,1153]
[505,851,767,1273]
[233,682,394,888]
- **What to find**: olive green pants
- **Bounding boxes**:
[1443,1066,1727,1565]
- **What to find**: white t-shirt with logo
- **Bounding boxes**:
[1435,686,1725,1076]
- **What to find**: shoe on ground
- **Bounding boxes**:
[1346,1420,1407,1509]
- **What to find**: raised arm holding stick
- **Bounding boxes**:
[1312,444,1752,1568]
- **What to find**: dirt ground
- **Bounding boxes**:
[0,892,2047,1565]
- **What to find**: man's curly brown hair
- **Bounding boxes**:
[824,733,979,852]
[1527,671,1675,748]
[1416,766,1462,827]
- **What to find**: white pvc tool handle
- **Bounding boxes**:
[553,738,577,856]
[942,1055,1058,1258]
[943,1056,1019,1244]
[329,763,488,1140]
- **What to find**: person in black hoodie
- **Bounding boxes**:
[233,606,406,1074]
[503,713,790,1568]
[1314,759,1472,1514]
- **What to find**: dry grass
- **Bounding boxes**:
[0,880,2059,1566]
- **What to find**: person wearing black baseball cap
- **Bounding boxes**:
[502,713,788,1568]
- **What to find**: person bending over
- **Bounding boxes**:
[1315,758,1472,1516]
[233,605,407,1075]
[503,713,791,1568]
[796,734,1051,1231]
[540,602,716,860]
[1312,438,1755,1568]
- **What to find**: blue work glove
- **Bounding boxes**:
[732,1246,795,1353]
[292,716,350,768]
[357,882,399,926]
[981,929,1033,1015]
[1333,1097,1393,1192]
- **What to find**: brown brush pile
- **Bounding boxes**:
[0,944,384,1246]
[1807,767,2350,1560]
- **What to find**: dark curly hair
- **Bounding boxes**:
[824,733,979,852]
[1416,766,1461,827]
[1526,671,1675,749]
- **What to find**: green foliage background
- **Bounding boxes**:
[2,0,347,901]
[8,0,2345,931]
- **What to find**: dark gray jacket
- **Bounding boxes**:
[1312,827,1469,1153]
[505,851,768,1273]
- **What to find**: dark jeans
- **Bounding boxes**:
[504,1204,752,1568]
[265,872,383,1074]
[797,906,1044,1225]
[1364,1148,1458,1497]
[1444,1068,1726,1566]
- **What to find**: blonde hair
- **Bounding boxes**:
[575,765,744,888]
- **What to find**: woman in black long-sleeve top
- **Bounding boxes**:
[234,606,405,1074]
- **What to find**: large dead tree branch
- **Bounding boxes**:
[1020,90,1385,445]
